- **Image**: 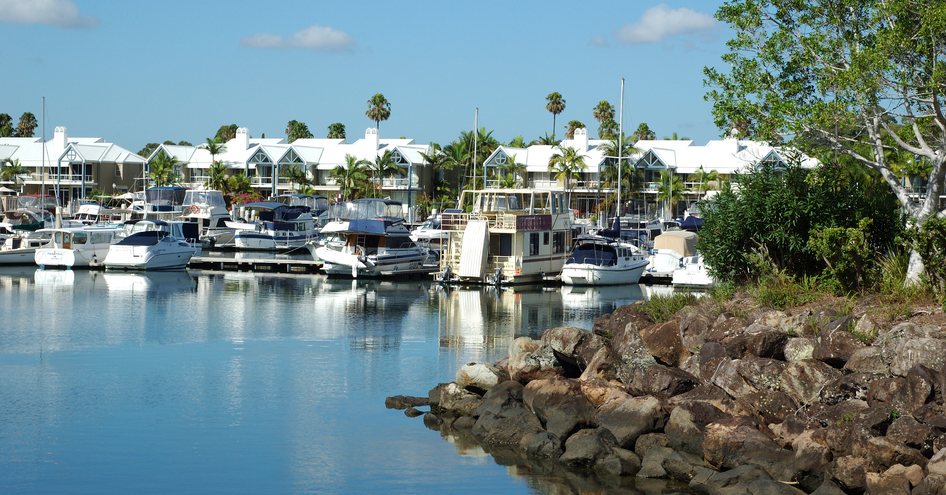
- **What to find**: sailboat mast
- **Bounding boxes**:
[41,96,46,198]
[473,107,478,190]
[617,78,624,218]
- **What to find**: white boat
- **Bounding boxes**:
[139,186,188,220]
[436,188,574,285]
[644,230,700,280]
[72,203,127,226]
[181,189,235,248]
[561,218,650,286]
[227,202,318,251]
[671,255,715,289]
[34,226,120,269]
[103,219,200,271]
[0,230,52,265]
[314,199,436,278]
[410,211,449,253]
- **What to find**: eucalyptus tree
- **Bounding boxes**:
[565,120,585,140]
[331,154,370,200]
[148,153,181,186]
[286,120,314,142]
[1,158,28,192]
[548,145,587,207]
[545,92,565,141]
[215,124,239,142]
[705,0,946,283]
[365,93,391,131]
[15,112,37,137]
[327,122,346,139]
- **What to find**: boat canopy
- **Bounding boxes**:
[183,190,227,208]
[653,230,698,256]
[328,198,403,220]
[347,218,402,235]
[145,186,187,208]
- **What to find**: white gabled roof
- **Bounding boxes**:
[0,128,145,170]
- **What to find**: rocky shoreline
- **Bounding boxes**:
[388,295,946,494]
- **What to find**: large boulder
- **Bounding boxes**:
[812,316,864,368]
[844,346,889,374]
[640,319,689,366]
[665,402,730,456]
[558,427,617,469]
[595,393,665,449]
[780,359,843,405]
[624,363,700,398]
[876,323,946,377]
[865,464,922,495]
[456,363,508,394]
[703,416,797,482]
[866,372,933,416]
[784,337,815,362]
[507,337,563,382]
[522,378,596,441]
[428,382,483,416]
[887,415,935,454]
[471,380,544,447]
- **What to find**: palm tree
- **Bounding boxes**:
[632,122,656,141]
[331,154,370,200]
[148,153,181,186]
[692,166,720,195]
[282,164,309,192]
[207,161,230,192]
[657,169,684,219]
[369,150,404,187]
[227,172,253,195]
[592,100,615,125]
[285,120,313,142]
[15,112,38,137]
[531,134,557,146]
[497,153,527,187]
[565,120,585,139]
[419,144,449,198]
[545,92,566,141]
[365,93,391,131]
[0,158,28,192]
[327,122,346,139]
[204,137,225,164]
[598,119,619,140]
[548,145,587,208]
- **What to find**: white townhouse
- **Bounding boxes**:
[481,128,818,219]
[0,127,146,208]
[148,127,431,208]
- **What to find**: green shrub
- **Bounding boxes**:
[908,216,946,307]
[639,292,697,322]
[808,218,873,294]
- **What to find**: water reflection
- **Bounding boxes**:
[102,271,197,294]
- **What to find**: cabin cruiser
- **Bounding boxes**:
[181,189,234,248]
[313,198,436,278]
[671,255,715,289]
[0,229,52,265]
[410,211,449,254]
[138,186,188,220]
[274,193,330,216]
[35,226,120,269]
[103,219,200,271]
[227,202,318,251]
[72,203,128,226]
[435,188,574,285]
[560,218,650,286]
[643,230,700,281]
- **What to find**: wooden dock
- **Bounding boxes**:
[188,256,322,274]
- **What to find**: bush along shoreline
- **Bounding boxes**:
[387,293,946,494]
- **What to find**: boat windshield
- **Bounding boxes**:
[183,190,226,208]
[566,243,617,266]
[329,199,403,220]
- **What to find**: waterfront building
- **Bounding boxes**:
[481,128,818,219]
[0,127,146,211]
[149,127,431,216]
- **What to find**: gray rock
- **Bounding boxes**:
[913,474,946,495]
[471,380,544,447]
[595,393,665,449]
[559,427,617,469]
[930,448,946,477]
[640,319,689,366]
[703,416,797,482]
[456,363,508,393]
[522,378,596,441]
[780,359,843,405]
[784,337,815,362]
[844,346,889,374]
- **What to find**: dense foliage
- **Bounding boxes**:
[700,161,902,292]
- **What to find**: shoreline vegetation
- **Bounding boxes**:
[388,281,946,494]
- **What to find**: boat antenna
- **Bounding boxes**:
[617,78,624,219]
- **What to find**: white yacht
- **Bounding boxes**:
[410,211,449,254]
[560,218,650,286]
[314,199,436,278]
[72,203,127,226]
[0,230,52,265]
[181,189,234,248]
[644,230,700,280]
[227,202,318,251]
[436,188,573,285]
[139,186,188,220]
[35,226,120,269]
[103,219,200,271]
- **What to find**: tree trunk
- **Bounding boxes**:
[906,249,925,287]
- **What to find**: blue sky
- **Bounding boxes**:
[1,0,731,152]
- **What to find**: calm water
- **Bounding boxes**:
[0,267,671,494]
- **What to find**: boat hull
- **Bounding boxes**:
[35,247,108,268]
[232,231,312,251]
[316,246,435,278]
[0,248,38,266]
[561,259,648,286]
[103,244,194,271]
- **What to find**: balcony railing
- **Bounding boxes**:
[25,173,94,183]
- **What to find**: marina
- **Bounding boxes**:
[0,266,676,494]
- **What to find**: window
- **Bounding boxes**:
[553,232,565,254]
[529,233,539,256]
[543,232,549,245]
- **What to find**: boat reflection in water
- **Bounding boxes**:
[559,283,645,327]
[102,270,197,294]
